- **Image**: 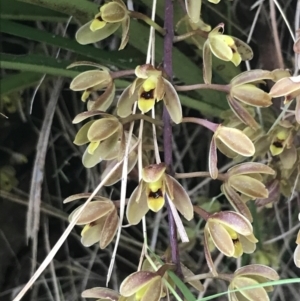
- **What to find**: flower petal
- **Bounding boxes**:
[294,242,300,268]
[166,175,194,221]
[230,69,290,86]
[97,130,122,161]
[69,200,114,225]
[100,2,127,23]
[209,35,234,62]
[234,264,279,280]
[119,17,130,50]
[232,37,253,61]
[120,272,159,296]
[142,163,166,183]
[88,81,115,111]
[126,184,149,225]
[228,162,275,177]
[206,221,235,256]
[209,137,218,179]
[140,276,162,301]
[203,40,212,84]
[240,234,257,254]
[82,287,120,300]
[82,145,103,168]
[227,95,259,129]
[232,277,269,301]
[81,219,104,247]
[72,110,112,124]
[221,184,253,222]
[216,139,239,158]
[70,70,111,91]
[163,78,182,124]
[210,211,253,236]
[269,76,300,102]
[117,84,139,117]
[215,125,255,157]
[87,118,120,141]
[73,120,94,145]
[229,175,268,199]
[99,207,119,249]
[76,21,120,45]
[231,84,272,107]
[185,0,202,23]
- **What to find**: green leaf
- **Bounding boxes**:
[18,0,96,23]
[0,20,142,70]
[1,0,68,22]
[0,53,80,78]
[0,54,130,91]
[0,72,42,96]
[168,271,196,301]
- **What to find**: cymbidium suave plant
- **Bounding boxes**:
[16,0,300,301]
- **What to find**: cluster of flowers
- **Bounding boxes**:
[65,0,300,300]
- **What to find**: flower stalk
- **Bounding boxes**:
[163,0,181,276]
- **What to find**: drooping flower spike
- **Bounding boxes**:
[126,163,193,225]
[117,64,182,124]
[76,0,130,50]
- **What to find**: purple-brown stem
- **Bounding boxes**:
[193,205,210,221]
[181,117,219,132]
[111,69,135,79]
[175,83,230,93]
[163,0,181,276]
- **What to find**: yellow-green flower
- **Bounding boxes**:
[209,125,255,179]
[221,162,275,222]
[120,271,163,301]
[269,120,294,156]
[126,163,193,224]
[72,111,124,168]
[203,23,253,83]
[228,264,279,301]
[65,195,119,249]
[69,62,114,111]
[205,211,258,259]
[227,69,290,128]
[117,64,182,124]
[76,0,130,50]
